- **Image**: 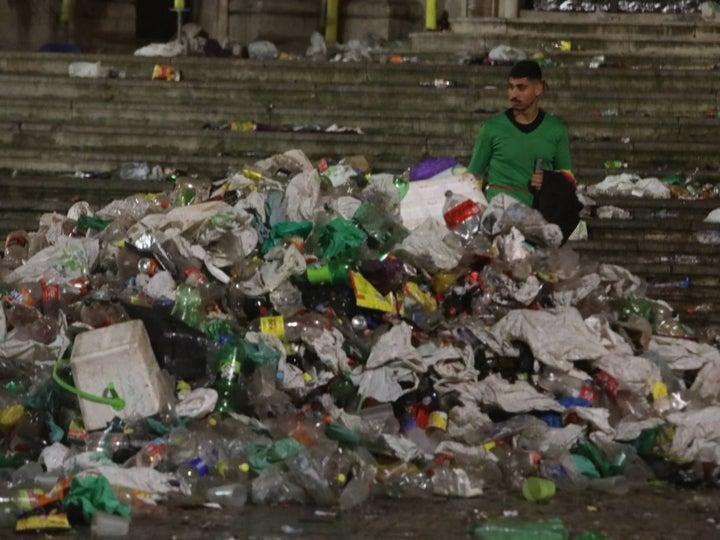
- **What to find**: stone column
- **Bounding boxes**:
[227,0,321,52]
[342,0,424,42]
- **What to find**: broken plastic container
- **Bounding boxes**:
[66,320,165,431]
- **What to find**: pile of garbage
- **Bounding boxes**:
[0,149,719,534]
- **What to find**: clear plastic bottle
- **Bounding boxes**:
[256,311,334,343]
[443,190,482,242]
[134,438,169,468]
[2,231,29,269]
[206,482,248,508]
[338,463,374,509]
[176,457,211,496]
[400,416,435,457]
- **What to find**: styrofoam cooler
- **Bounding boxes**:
[70,320,163,431]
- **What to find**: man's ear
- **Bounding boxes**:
[534,81,545,96]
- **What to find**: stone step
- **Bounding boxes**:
[2,73,717,117]
[3,53,720,93]
[3,97,719,142]
[2,121,718,182]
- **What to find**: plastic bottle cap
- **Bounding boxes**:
[427,411,448,431]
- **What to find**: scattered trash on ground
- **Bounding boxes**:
[0,148,719,537]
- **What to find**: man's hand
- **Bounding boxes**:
[530,170,544,190]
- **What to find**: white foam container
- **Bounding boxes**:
[70,320,163,431]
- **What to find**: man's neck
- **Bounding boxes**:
[513,106,540,125]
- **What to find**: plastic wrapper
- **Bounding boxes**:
[597,205,632,219]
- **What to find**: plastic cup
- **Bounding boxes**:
[522,476,556,502]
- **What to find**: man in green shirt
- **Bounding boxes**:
[467,60,575,207]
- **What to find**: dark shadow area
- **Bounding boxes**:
[136,0,193,43]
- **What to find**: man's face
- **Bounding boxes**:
[507,77,543,112]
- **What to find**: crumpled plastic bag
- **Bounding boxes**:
[247,40,279,61]
[471,374,565,413]
[306,31,327,60]
[587,173,641,197]
[332,39,371,62]
[491,308,609,371]
[593,353,661,396]
[62,474,131,523]
[282,169,322,221]
[134,41,184,57]
[240,243,306,296]
[498,203,562,248]
[400,167,485,230]
[552,272,602,307]
[6,237,99,284]
[666,406,720,462]
[703,208,720,223]
[395,219,462,272]
[488,44,527,62]
[648,335,720,371]
[632,177,670,199]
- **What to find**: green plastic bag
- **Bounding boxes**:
[261,221,313,254]
[247,437,304,472]
[62,475,131,524]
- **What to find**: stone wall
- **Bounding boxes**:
[0,0,135,53]
[0,0,490,53]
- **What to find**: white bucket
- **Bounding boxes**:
[69,320,163,431]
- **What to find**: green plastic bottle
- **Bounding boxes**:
[213,336,247,414]
[306,260,352,284]
[468,518,569,540]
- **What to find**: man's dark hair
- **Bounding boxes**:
[509,60,543,81]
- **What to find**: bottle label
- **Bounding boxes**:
[443,199,480,229]
[578,384,597,403]
[260,315,285,340]
[42,284,60,304]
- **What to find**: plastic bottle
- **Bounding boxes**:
[176,457,211,496]
[256,311,334,343]
[329,373,358,408]
[212,336,248,415]
[134,437,169,468]
[171,284,206,330]
[306,260,352,284]
[352,202,409,255]
[443,191,482,242]
[206,482,248,508]
[400,416,435,457]
[2,231,29,269]
[468,517,569,539]
[338,463,374,509]
[538,369,597,404]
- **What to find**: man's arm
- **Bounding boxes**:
[467,124,491,179]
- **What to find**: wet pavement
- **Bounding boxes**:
[50,484,719,540]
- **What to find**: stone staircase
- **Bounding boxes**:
[0,11,719,330]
